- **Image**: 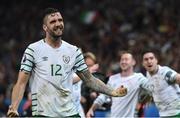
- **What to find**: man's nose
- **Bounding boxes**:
[55,21,61,26]
[147,59,152,63]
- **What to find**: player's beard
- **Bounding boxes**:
[48,26,63,40]
[51,32,62,40]
[120,64,131,72]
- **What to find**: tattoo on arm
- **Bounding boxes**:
[76,70,114,96]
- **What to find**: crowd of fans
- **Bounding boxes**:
[0,0,180,116]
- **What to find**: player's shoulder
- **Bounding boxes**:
[109,73,120,80]
[158,65,171,72]
[62,40,78,52]
[158,65,176,76]
[62,40,77,49]
[133,72,144,77]
[27,39,44,49]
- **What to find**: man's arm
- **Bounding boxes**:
[86,93,108,117]
[87,93,109,117]
[7,71,30,117]
[164,69,180,84]
[175,73,180,84]
[73,64,99,84]
[73,74,81,84]
[76,70,127,97]
[86,103,100,118]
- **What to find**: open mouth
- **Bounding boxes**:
[54,26,63,31]
[148,65,153,68]
[54,28,61,31]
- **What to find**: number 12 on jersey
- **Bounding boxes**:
[51,64,62,76]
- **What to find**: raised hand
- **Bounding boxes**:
[112,85,127,97]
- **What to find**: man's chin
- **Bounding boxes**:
[148,68,154,73]
[51,35,62,40]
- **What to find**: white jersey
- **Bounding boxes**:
[146,65,180,116]
[72,74,85,118]
[94,72,152,117]
[20,39,88,117]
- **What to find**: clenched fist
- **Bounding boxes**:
[112,85,127,97]
[7,105,19,117]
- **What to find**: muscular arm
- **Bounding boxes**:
[76,70,119,96]
[10,71,30,110]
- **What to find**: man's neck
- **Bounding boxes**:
[121,69,134,77]
[45,37,62,48]
[149,65,159,76]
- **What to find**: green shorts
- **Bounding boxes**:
[34,113,81,118]
[162,113,180,118]
[68,113,81,118]
[171,113,180,118]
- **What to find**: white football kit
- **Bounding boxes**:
[20,39,88,117]
[72,74,85,118]
[94,73,153,117]
[146,65,180,117]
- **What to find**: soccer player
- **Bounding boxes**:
[7,8,127,117]
[142,51,180,117]
[86,52,153,117]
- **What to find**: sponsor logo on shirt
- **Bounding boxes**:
[42,56,48,61]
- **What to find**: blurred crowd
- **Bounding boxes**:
[0,0,180,116]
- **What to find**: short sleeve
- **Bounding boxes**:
[73,48,88,72]
[20,45,35,73]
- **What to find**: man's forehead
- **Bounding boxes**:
[143,53,154,58]
[121,53,132,58]
[49,12,61,18]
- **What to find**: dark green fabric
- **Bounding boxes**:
[68,113,81,118]
[34,113,81,118]
[170,113,180,118]
[162,113,180,118]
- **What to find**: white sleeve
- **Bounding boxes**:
[138,73,154,92]
[73,48,88,72]
[162,66,177,84]
[94,94,109,106]
[20,44,35,73]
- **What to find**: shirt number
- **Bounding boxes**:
[51,64,62,76]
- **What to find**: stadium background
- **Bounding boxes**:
[0,0,180,116]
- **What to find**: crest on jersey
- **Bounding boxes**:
[63,55,70,64]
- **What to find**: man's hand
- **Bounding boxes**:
[112,85,127,97]
[7,105,19,117]
[86,108,94,118]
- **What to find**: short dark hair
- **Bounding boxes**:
[42,7,59,24]
[141,49,159,59]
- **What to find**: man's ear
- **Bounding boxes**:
[132,59,136,66]
[43,24,47,31]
